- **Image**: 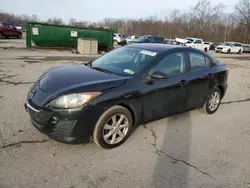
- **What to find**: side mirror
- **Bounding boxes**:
[145,71,167,84]
[151,71,167,80]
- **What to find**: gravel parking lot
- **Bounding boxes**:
[0,38,250,188]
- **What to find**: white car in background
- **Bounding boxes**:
[175,37,210,52]
[113,33,126,45]
[215,42,243,54]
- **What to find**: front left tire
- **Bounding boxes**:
[93,105,133,149]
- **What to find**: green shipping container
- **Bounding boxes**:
[26,22,114,51]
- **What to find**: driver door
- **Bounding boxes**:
[141,51,189,122]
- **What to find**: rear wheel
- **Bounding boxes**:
[227,49,231,54]
[17,33,22,39]
[200,88,221,114]
[93,105,133,149]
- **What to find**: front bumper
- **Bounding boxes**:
[25,100,104,143]
[215,48,228,53]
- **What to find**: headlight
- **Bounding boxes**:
[48,92,101,109]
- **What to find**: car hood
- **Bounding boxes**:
[216,45,230,48]
[38,64,127,95]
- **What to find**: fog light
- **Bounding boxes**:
[51,116,59,124]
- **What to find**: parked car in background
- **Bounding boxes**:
[0,23,22,39]
[243,44,250,53]
[210,42,221,50]
[113,33,126,45]
[165,39,177,45]
[126,35,165,45]
[184,37,210,52]
[25,44,228,149]
[215,42,243,54]
[204,42,212,50]
[15,26,26,32]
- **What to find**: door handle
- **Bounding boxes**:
[180,80,187,87]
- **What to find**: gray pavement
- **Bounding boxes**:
[0,38,250,188]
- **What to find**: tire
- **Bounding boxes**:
[200,88,222,114]
[204,48,208,52]
[93,105,133,149]
[114,40,118,46]
[227,49,231,54]
[237,49,242,54]
[215,51,219,53]
[17,33,22,39]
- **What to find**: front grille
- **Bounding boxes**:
[51,120,77,140]
[28,99,42,110]
[217,47,223,50]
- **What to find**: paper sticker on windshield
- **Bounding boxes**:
[124,69,135,75]
[140,50,157,57]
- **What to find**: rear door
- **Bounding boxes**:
[141,51,189,122]
[185,50,214,109]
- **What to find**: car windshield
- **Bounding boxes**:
[91,47,156,76]
[137,36,149,42]
[222,42,232,46]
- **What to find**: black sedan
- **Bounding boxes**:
[25,44,228,149]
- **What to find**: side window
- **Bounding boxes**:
[194,40,199,44]
[189,52,206,71]
[205,56,212,67]
[150,52,186,77]
[9,25,15,29]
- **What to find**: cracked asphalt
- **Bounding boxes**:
[1,38,250,188]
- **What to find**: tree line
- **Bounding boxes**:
[0,0,249,43]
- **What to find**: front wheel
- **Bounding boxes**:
[200,88,221,114]
[93,105,133,149]
[237,49,242,54]
[227,49,231,54]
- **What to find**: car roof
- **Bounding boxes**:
[126,43,185,53]
[185,37,202,40]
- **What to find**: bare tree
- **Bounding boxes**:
[190,0,224,38]
[235,0,250,43]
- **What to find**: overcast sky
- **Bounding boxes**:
[2,0,237,22]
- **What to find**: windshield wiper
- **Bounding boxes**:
[91,67,113,74]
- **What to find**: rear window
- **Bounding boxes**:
[189,52,207,71]
[154,37,164,42]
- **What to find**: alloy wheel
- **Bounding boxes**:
[208,91,220,111]
[103,114,129,145]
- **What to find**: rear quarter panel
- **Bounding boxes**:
[211,65,228,96]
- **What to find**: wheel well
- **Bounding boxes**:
[118,103,136,126]
[217,85,224,97]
